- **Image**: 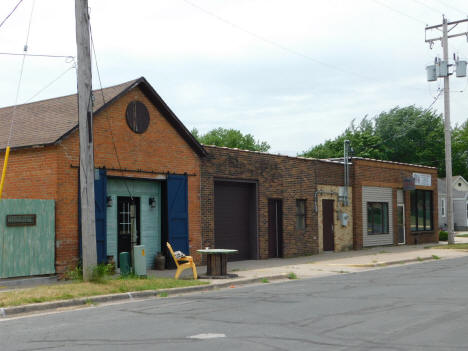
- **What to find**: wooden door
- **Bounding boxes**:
[322,199,335,251]
[268,199,283,258]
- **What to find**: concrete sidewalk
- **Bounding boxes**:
[153,237,468,284]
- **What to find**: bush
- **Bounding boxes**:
[90,264,114,283]
[64,265,83,281]
[439,231,448,241]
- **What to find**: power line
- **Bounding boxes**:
[0,0,23,30]
[433,0,467,16]
[410,0,443,15]
[371,0,428,25]
[89,21,133,198]
[182,0,374,81]
[0,52,75,60]
[7,0,35,147]
[24,64,75,103]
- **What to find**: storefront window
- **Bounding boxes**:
[410,190,433,231]
[367,202,389,234]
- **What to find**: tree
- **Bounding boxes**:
[192,127,271,152]
[300,106,447,176]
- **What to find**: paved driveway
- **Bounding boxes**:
[2,255,468,350]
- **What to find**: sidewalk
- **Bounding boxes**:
[150,237,468,283]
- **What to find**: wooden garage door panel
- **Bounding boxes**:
[214,181,254,261]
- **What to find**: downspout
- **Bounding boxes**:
[344,140,350,206]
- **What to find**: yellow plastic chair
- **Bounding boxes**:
[166,242,198,280]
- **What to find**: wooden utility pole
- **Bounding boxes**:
[75,0,96,280]
[425,16,468,245]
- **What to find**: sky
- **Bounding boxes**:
[0,0,467,156]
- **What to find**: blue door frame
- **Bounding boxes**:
[167,174,189,254]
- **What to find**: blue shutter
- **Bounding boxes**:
[167,174,189,254]
[94,169,107,264]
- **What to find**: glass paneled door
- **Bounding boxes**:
[398,204,405,244]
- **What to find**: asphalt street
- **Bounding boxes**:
[2,256,468,351]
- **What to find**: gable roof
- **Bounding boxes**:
[0,77,206,156]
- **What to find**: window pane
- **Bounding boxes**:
[373,204,383,234]
[367,204,373,234]
[383,203,388,233]
[410,191,417,231]
[425,191,432,230]
[417,192,424,231]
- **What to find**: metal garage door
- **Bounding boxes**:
[214,181,257,261]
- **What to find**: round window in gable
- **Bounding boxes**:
[126,101,150,134]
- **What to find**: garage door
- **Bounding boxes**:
[214,181,257,261]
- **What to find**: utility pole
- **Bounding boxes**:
[425,16,468,245]
[75,0,96,280]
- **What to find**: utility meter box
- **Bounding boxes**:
[133,245,147,276]
[436,61,448,77]
[426,65,437,81]
[340,212,350,227]
[456,60,467,77]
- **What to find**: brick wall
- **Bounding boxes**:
[352,158,438,248]
[0,85,202,274]
[201,146,346,259]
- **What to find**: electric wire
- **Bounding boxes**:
[410,0,443,15]
[0,0,23,30]
[371,0,428,25]
[0,52,75,60]
[182,0,374,81]
[89,21,133,199]
[24,64,76,103]
[433,0,467,16]
[7,0,35,147]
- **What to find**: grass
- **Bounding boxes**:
[287,272,298,280]
[0,277,207,308]
[432,255,440,260]
[261,278,270,283]
[433,243,468,250]
[456,233,468,237]
[159,292,168,298]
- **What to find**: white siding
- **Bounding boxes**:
[397,190,404,204]
[453,199,467,229]
[363,186,393,247]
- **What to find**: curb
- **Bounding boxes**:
[345,255,438,268]
[0,273,289,318]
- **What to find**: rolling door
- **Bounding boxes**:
[214,181,257,260]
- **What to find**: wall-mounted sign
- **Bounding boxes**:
[413,173,432,187]
[6,214,36,227]
[403,177,416,191]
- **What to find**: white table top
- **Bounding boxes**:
[197,249,238,254]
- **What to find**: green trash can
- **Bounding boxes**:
[119,252,130,276]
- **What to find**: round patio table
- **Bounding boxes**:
[197,249,238,278]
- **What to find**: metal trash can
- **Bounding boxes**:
[119,252,130,276]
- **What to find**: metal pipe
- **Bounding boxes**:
[0,146,11,199]
[314,190,338,213]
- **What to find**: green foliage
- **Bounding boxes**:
[261,278,270,283]
[64,265,83,281]
[287,272,298,280]
[439,230,448,241]
[299,106,449,176]
[90,264,114,283]
[191,127,270,152]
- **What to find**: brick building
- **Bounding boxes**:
[0,77,439,278]
[0,77,205,276]
[350,157,438,248]
[200,146,353,260]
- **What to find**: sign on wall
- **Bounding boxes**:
[413,173,432,187]
[403,177,415,191]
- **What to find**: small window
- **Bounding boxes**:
[126,101,150,134]
[296,200,306,230]
[441,198,446,217]
[367,202,389,235]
